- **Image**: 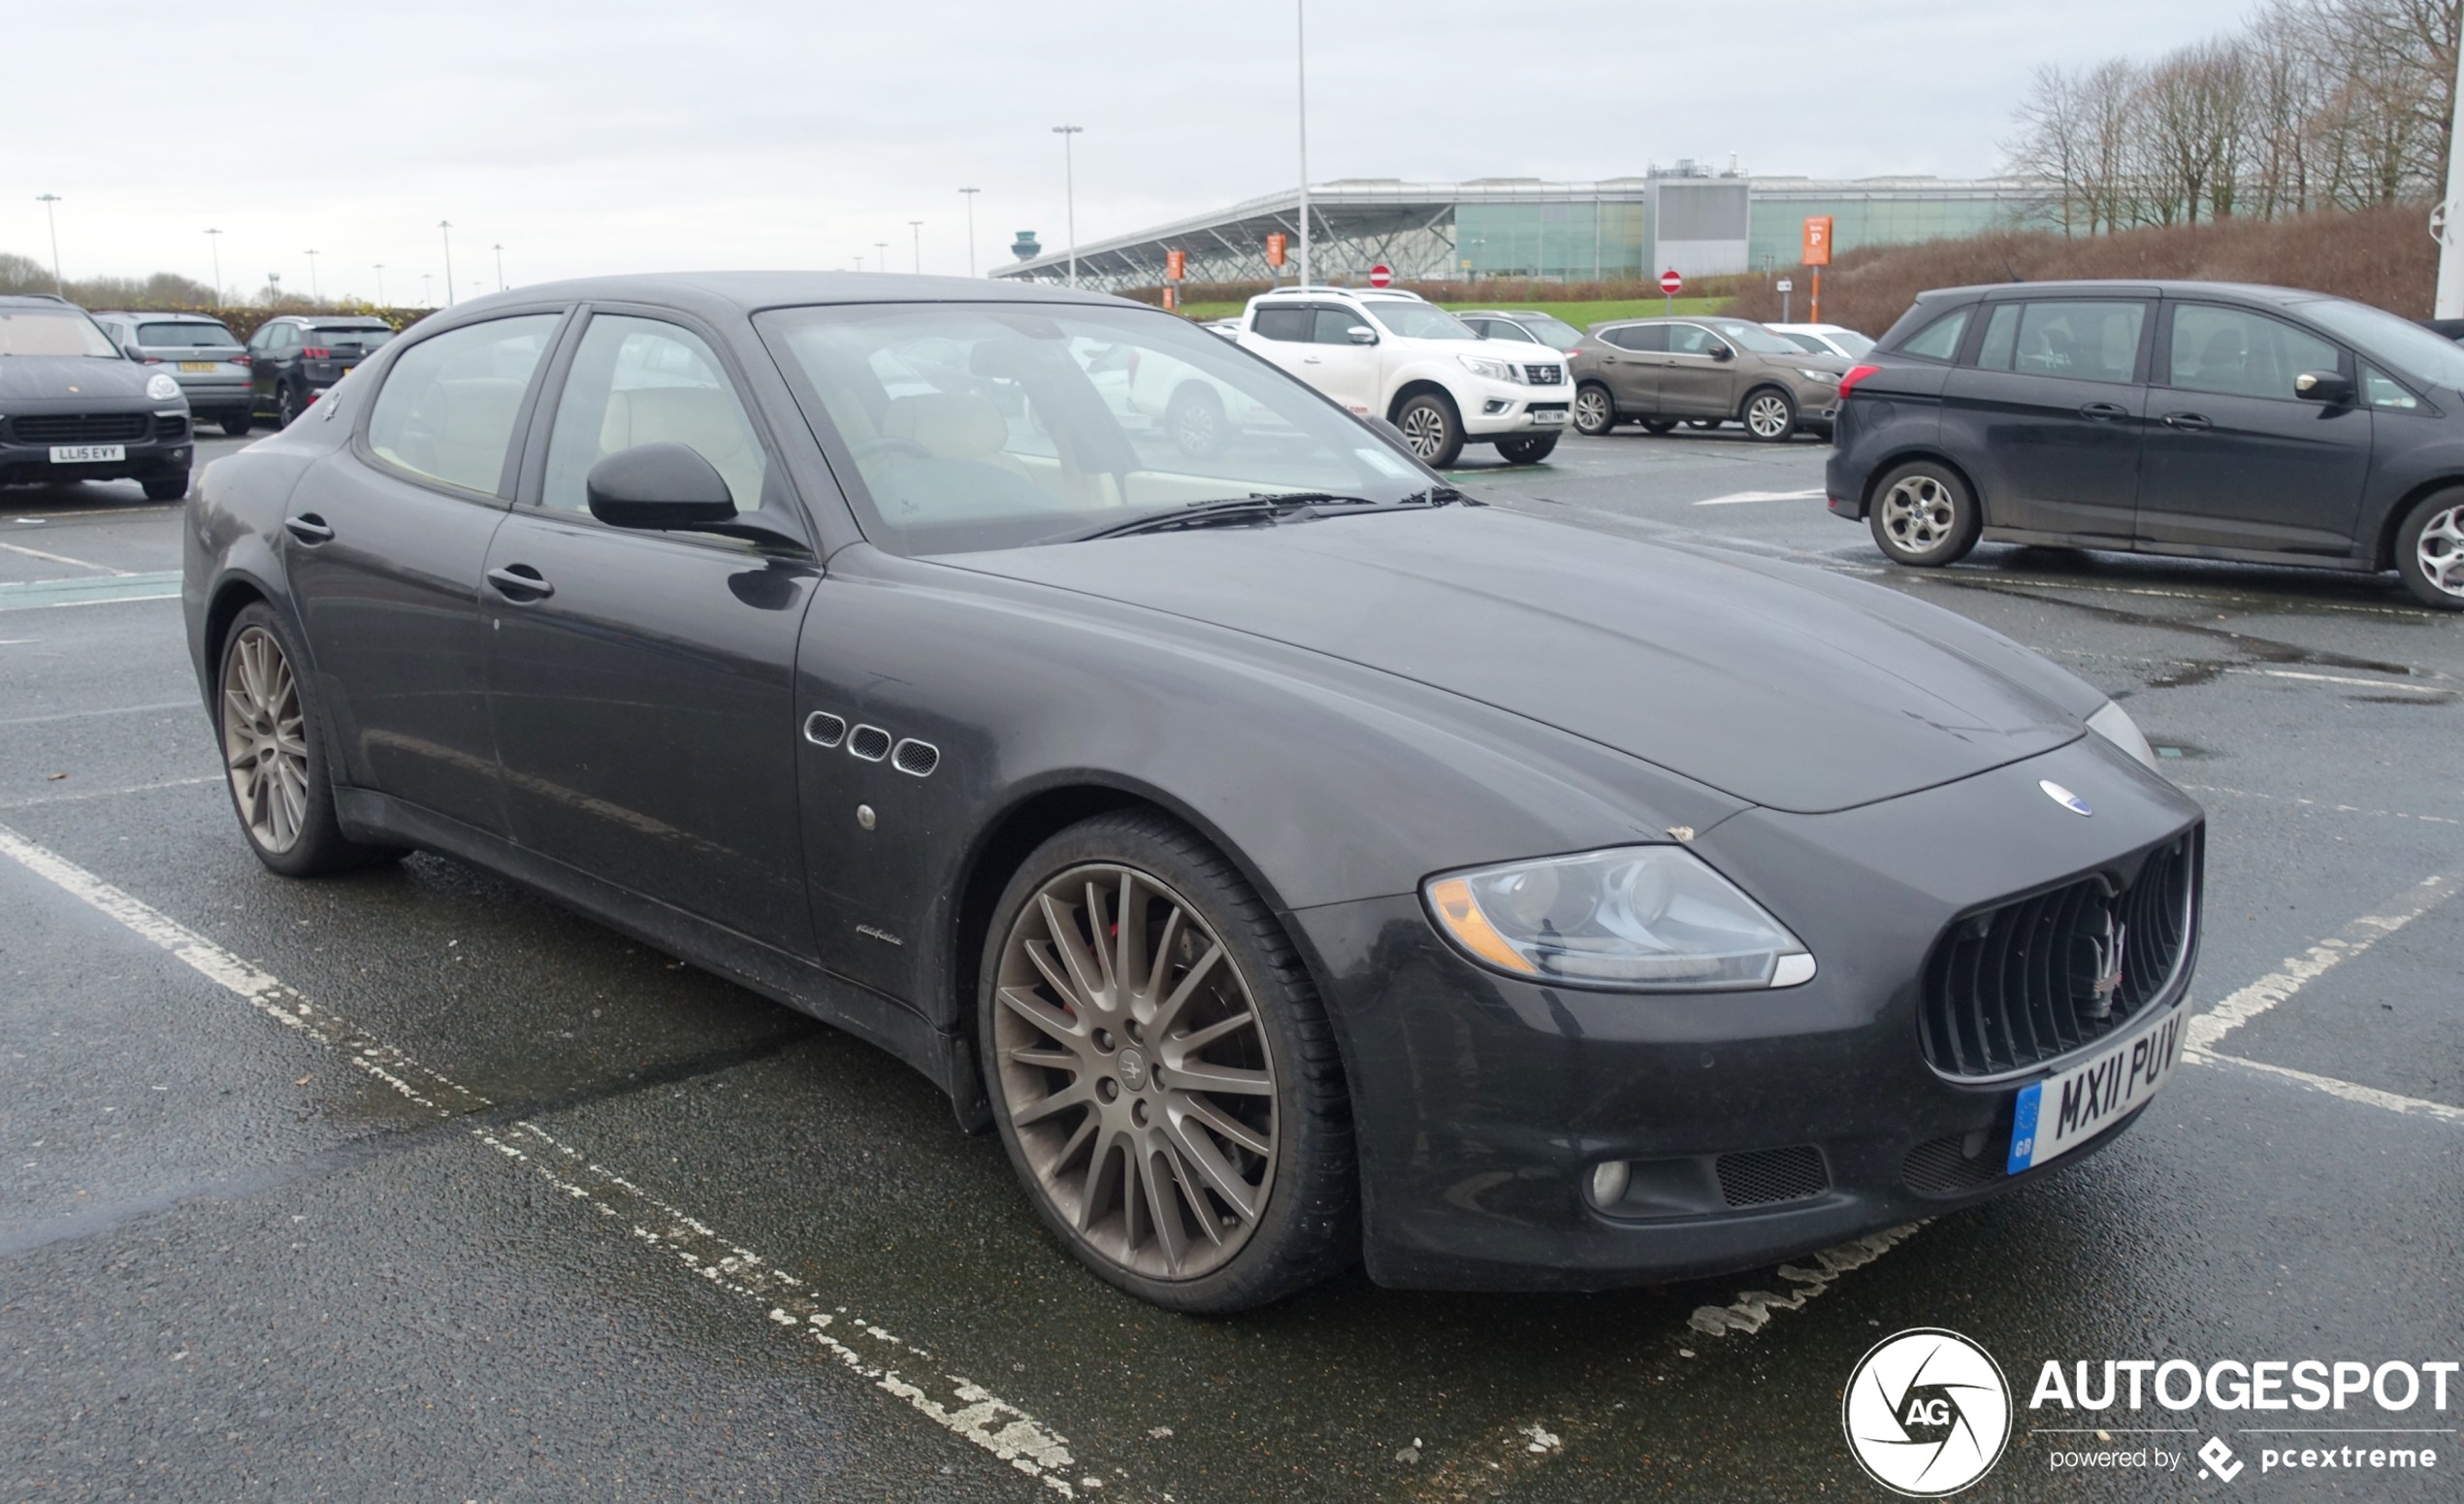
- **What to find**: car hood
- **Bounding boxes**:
[950,507,2090,814]
[0,355,152,404]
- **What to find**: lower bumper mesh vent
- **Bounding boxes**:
[1713,1146,1828,1207]
[1903,1133,2003,1196]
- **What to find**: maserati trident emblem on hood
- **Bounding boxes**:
[2040,779,2093,816]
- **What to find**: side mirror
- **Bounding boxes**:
[586,442,809,552]
[1346,325,1378,345]
[2293,370,2354,406]
[1707,343,1735,362]
[122,343,146,362]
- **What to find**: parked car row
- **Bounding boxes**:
[89,309,397,436]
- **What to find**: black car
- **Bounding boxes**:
[1826,279,2464,609]
[246,313,397,428]
[1,295,194,501]
[185,273,2203,1310]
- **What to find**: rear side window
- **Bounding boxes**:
[1976,301,2145,383]
[1603,325,1668,352]
[366,314,560,495]
[2165,304,2341,401]
[1252,307,1313,343]
[1897,309,1971,362]
[138,321,239,347]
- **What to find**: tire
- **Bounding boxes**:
[1638,417,1677,435]
[1392,391,1465,470]
[214,603,404,876]
[1740,386,1798,442]
[220,412,253,438]
[1867,460,1982,568]
[979,810,1356,1312]
[1164,383,1227,459]
[142,469,190,503]
[1686,418,1723,431]
[1494,434,1559,465]
[1571,382,1617,437]
[2393,487,2464,610]
[276,383,305,429]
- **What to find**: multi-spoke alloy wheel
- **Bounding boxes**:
[1572,384,1614,436]
[221,625,310,854]
[1868,460,1978,567]
[2407,502,2464,605]
[992,862,1278,1282]
[1743,390,1795,441]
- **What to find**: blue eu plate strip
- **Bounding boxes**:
[2006,1082,2043,1174]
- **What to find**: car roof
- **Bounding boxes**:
[0,293,78,308]
[271,312,392,324]
[1251,286,1426,304]
[93,310,230,322]
[1911,278,2318,307]
[424,272,1143,322]
[1456,310,1556,320]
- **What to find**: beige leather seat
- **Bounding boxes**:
[600,385,765,510]
[881,392,1008,459]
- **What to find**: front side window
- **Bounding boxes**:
[541,315,768,514]
[1363,302,1478,341]
[139,320,240,348]
[2295,296,2464,392]
[1482,321,1538,343]
[0,307,119,358]
[365,314,559,495]
[1667,323,1724,356]
[2362,364,2420,411]
[1311,309,1368,344]
[1702,319,1804,355]
[2167,304,2340,400]
[760,301,1437,556]
[1897,308,1971,362]
[1516,314,1586,348]
[1975,301,2146,383]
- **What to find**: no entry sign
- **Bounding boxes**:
[1369,264,1392,287]
[1659,268,1684,295]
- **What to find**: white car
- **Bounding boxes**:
[1081,340,1281,458]
[1764,322,1876,361]
[1235,288,1574,467]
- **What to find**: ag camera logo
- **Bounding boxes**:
[1844,1327,2013,1495]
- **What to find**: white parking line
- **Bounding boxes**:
[2226,667,2450,695]
[2190,1051,2464,1125]
[0,539,128,574]
[0,821,1100,1498]
[1691,487,1825,507]
[2185,873,2452,1054]
[1686,1224,1927,1337]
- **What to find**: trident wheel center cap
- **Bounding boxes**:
[1117,1047,1150,1094]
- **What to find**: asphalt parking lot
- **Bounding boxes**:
[3,428,2457,1501]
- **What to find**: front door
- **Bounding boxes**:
[1657,322,1742,418]
[2136,302,2374,556]
[1299,307,1381,416]
[482,311,820,958]
[282,311,564,834]
[1941,298,2152,540]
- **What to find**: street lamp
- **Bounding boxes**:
[875,242,889,277]
[438,220,456,307]
[421,273,433,306]
[304,248,320,301]
[493,243,504,291]
[205,228,224,305]
[909,220,924,275]
[958,187,981,278]
[1053,125,1084,288]
[373,263,387,306]
[35,194,63,294]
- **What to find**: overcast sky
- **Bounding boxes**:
[9,0,2260,304]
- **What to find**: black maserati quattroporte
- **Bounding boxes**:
[184,274,2203,1310]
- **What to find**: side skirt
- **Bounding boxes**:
[1979,526,2378,572]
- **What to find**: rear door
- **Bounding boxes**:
[2135,301,2372,556]
[1940,296,2152,540]
[1241,304,1315,383]
[1595,324,1666,413]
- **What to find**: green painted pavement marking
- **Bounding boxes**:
[0,572,181,610]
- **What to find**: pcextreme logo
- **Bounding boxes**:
[1843,1327,2014,1496]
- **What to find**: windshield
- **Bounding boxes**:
[1515,314,1586,348]
[1704,319,1810,356]
[139,321,240,348]
[1365,302,1480,341]
[312,325,394,348]
[0,307,119,358]
[2295,297,2464,391]
[760,302,1435,555]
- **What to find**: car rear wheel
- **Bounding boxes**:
[221,413,253,438]
[2394,488,2464,610]
[276,383,305,429]
[1494,434,1558,465]
[1393,392,1465,469]
[980,811,1355,1312]
[1741,387,1798,442]
[1868,461,1981,567]
[216,604,404,876]
[1165,383,1227,459]
[1572,383,1616,436]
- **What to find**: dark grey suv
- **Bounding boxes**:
[0,295,194,500]
[1825,279,2464,609]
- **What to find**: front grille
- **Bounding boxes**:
[1713,1146,1828,1207]
[1920,833,2199,1078]
[13,411,150,444]
[1903,1133,2003,1196]
[153,413,188,441]
[1524,363,1564,385]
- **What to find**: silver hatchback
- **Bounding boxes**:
[89,311,254,437]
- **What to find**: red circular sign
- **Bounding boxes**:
[1369,264,1393,287]
[1659,268,1684,295]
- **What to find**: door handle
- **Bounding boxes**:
[283,513,335,544]
[2078,402,2129,421]
[486,564,554,601]
[2160,411,2212,431]
[1302,356,1324,364]
[1601,355,1618,364]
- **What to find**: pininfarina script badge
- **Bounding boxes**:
[2040,780,2093,816]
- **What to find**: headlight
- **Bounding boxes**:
[146,373,182,401]
[2087,700,2161,772]
[1456,354,1523,384]
[1423,846,1815,991]
[1796,368,1837,383]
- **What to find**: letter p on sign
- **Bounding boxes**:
[1802,215,1833,267]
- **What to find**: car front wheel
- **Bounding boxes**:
[1868,461,1981,567]
[276,383,305,428]
[980,811,1355,1312]
[1741,387,1798,442]
[1165,383,1227,459]
[142,469,190,502]
[1572,383,1616,436]
[2394,487,2464,610]
[1393,392,1465,469]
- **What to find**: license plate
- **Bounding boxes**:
[2007,1004,2187,1173]
[1531,409,1568,425]
[49,444,125,464]
[178,361,217,373]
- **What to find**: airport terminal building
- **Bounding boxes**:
[990,165,2047,291]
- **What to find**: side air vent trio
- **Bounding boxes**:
[847,725,893,762]
[805,711,937,777]
[891,738,940,777]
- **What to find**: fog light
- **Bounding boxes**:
[1482,398,1511,415]
[1589,1159,1632,1208]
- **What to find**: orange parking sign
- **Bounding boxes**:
[1266,233,1287,268]
[1801,215,1833,267]
[1166,248,1186,280]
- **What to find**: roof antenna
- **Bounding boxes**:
[2000,251,2026,283]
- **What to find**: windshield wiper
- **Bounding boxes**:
[1059,492,1377,542]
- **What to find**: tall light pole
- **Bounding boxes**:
[493,243,504,291]
[205,228,224,304]
[304,248,320,301]
[909,220,924,274]
[373,263,387,306]
[958,187,981,278]
[2438,38,2464,317]
[875,241,889,276]
[421,273,433,306]
[35,195,63,294]
[1053,125,1084,288]
[854,254,864,273]
[438,220,456,307]
[1295,3,1311,289]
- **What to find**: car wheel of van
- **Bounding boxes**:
[216,604,405,876]
[1165,383,1227,459]
[142,469,190,503]
[1572,383,1616,436]
[1494,435,1559,465]
[980,810,1356,1313]
[2394,487,2464,610]
[276,383,305,429]
[221,413,253,438]
[1393,392,1465,469]
[1868,460,1981,567]
[1741,387,1798,441]
[1639,417,1676,435]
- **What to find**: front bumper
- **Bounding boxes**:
[1291,735,2203,1291]
[1460,380,1575,436]
[0,408,194,485]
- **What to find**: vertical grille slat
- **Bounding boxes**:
[1918,834,2200,1079]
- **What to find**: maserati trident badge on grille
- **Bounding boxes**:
[2085,911,2128,1019]
[2039,779,2093,816]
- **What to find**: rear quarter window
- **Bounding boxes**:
[1895,308,1972,363]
